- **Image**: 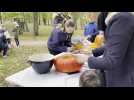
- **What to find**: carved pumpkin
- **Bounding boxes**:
[54,54,83,73]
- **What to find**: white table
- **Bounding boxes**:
[5,64,89,87]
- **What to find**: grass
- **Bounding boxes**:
[0,46,49,87]
[19,25,53,41]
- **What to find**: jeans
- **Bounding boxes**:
[0,43,8,56]
[14,38,19,47]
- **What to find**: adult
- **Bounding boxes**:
[97,12,108,34]
[88,12,134,87]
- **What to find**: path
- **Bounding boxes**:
[20,40,47,46]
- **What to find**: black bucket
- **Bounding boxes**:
[31,60,53,74]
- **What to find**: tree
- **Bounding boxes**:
[0,12,2,24]
[41,12,52,25]
[22,12,29,32]
[33,12,39,36]
[38,12,41,25]
[71,12,80,30]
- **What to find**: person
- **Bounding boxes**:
[97,12,108,34]
[12,21,20,47]
[83,22,98,43]
[4,28,11,48]
[79,70,105,87]
[47,19,75,55]
[53,12,65,27]
[87,12,134,87]
[0,25,8,58]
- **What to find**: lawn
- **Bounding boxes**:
[0,45,49,86]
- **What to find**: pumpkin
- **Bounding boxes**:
[54,54,83,73]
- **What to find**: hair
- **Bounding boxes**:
[79,70,103,87]
[63,19,75,32]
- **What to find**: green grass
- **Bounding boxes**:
[0,46,49,87]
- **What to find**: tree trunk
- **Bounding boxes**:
[0,12,3,24]
[71,12,79,30]
[22,12,29,32]
[42,17,46,25]
[33,12,39,36]
[38,13,41,25]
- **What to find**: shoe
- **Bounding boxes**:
[3,55,7,58]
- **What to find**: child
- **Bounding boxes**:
[0,25,8,58]
[47,19,75,55]
[53,12,65,27]
[79,70,105,87]
[12,25,20,47]
[84,22,98,43]
[4,28,12,48]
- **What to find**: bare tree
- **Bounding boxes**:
[0,12,3,24]
[33,12,39,36]
[22,12,29,32]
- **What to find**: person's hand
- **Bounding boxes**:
[67,47,74,52]
[99,31,104,35]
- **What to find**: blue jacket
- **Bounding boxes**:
[88,12,134,87]
[47,28,72,55]
[84,22,98,36]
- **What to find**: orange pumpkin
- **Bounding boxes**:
[54,54,83,73]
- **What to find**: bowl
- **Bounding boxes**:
[28,54,54,74]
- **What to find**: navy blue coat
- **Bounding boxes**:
[97,12,108,32]
[47,28,72,55]
[88,12,134,87]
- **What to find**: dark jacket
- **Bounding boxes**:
[0,30,8,50]
[88,12,134,87]
[97,12,108,32]
[47,28,72,55]
[0,29,6,43]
